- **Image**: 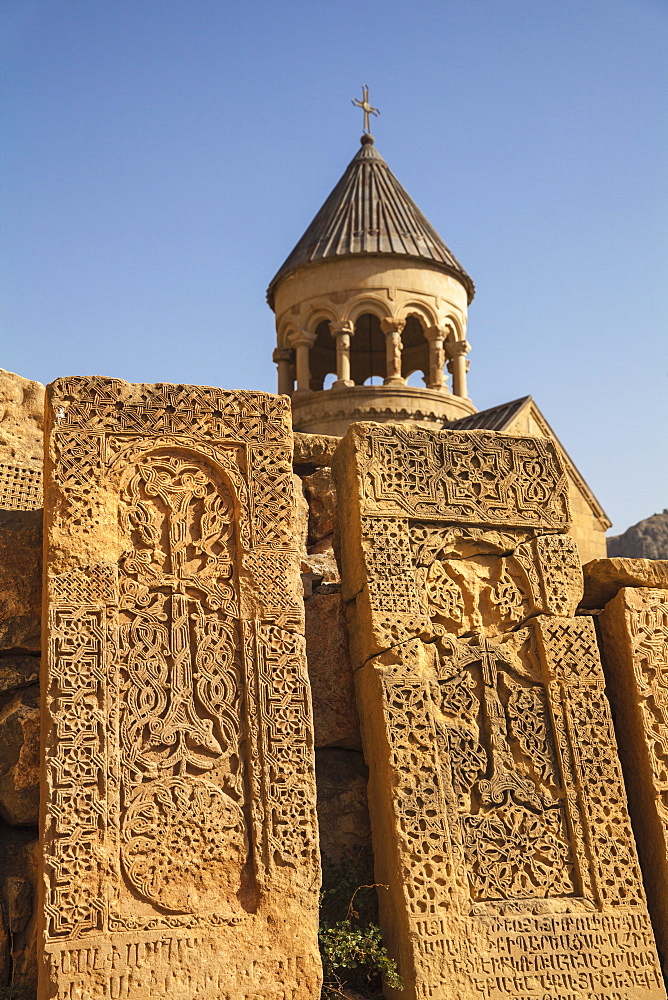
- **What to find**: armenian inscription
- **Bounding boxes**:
[332,423,664,1000]
[41,378,321,999]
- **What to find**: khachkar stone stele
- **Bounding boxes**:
[599,585,668,979]
[40,378,321,1000]
[332,423,665,1000]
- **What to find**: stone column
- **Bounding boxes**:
[446,339,471,398]
[290,330,317,394]
[330,321,355,389]
[380,318,406,386]
[272,347,294,396]
[424,326,448,390]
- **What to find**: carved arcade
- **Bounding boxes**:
[332,423,665,1000]
[41,378,321,1000]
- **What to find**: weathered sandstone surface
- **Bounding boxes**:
[598,586,668,977]
[583,556,668,608]
[40,378,322,1000]
[332,422,666,1000]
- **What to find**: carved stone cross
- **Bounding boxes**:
[351,84,380,133]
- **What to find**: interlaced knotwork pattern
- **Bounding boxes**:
[0,461,42,510]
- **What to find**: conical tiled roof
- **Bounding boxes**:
[267,135,474,308]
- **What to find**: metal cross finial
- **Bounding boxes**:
[351,85,380,134]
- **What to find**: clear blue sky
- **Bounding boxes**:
[1,0,666,533]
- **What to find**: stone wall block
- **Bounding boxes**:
[8,840,38,991]
[293,432,340,469]
[0,656,40,695]
[0,686,39,826]
[315,749,371,865]
[0,910,9,988]
[0,370,45,470]
[0,370,45,515]
[0,828,38,992]
[293,473,310,556]
[303,467,338,545]
[0,510,42,653]
[305,592,361,749]
[583,556,668,609]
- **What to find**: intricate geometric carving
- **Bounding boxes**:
[51,564,116,603]
[568,694,644,906]
[112,450,249,918]
[535,616,601,682]
[346,423,570,530]
[376,660,456,919]
[121,776,247,913]
[42,378,320,999]
[52,429,104,526]
[244,548,303,615]
[534,534,583,613]
[436,636,576,905]
[0,461,42,510]
[461,804,573,900]
[488,567,525,623]
[627,595,668,805]
[53,377,290,441]
[515,533,583,617]
[505,680,557,785]
[254,622,318,872]
[332,422,663,1000]
[45,607,106,939]
[363,517,421,613]
[247,445,296,546]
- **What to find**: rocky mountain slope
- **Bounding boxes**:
[607,509,668,559]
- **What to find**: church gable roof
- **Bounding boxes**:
[448,396,532,432]
[267,136,474,308]
[450,396,611,529]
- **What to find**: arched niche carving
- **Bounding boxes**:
[115,446,254,916]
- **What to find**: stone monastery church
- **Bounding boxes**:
[0,104,668,1000]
